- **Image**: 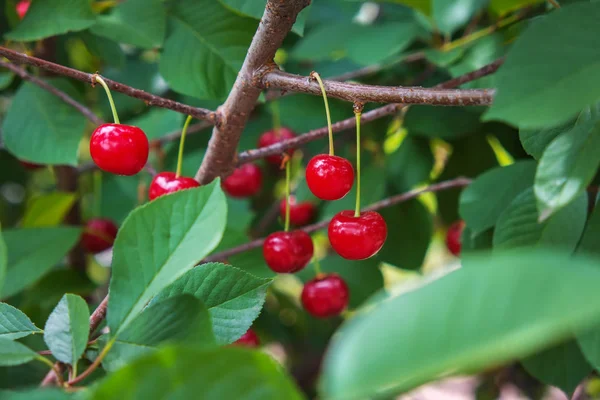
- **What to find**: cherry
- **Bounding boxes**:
[279,196,316,227]
[328,210,387,260]
[234,328,260,347]
[222,163,262,198]
[81,218,118,254]
[19,160,43,170]
[16,0,30,19]
[258,127,296,166]
[301,274,349,318]
[90,123,149,176]
[149,172,200,200]
[446,220,465,257]
[263,230,313,273]
[306,154,354,201]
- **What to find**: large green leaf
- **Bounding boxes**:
[320,250,600,399]
[484,2,600,128]
[459,160,537,235]
[107,182,227,338]
[159,0,257,100]
[519,118,576,160]
[0,338,37,366]
[521,340,592,396]
[126,109,184,142]
[21,193,77,228]
[405,106,483,140]
[1,227,81,299]
[534,106,600,220]
[0,388,72,400]
[433,0,489,35]
[448,34,504,89]
[153,263,270,344]
[218,0,310,36]
[385,136,434,193]
[0,303,41,340]
[89,346,303,400]
[291,22,356,62]
[493,188,586,251]
[104,295,214,371]
[43,294,90,366]
[1,80,86,166]
[89,0,166,49]
[5,0,96,41]
[346,22,418,66]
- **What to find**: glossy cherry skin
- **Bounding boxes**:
[19,160,43,170]
[258,127,296,166]
[222,164,262,198]
[306,154,354,201]
[279,196,316,227]
[328,210,387,260]
[301,274,349,318]
[234,328,260,347]
[90,123,149,176]
[446,220,465,257]
[263,230,314,273]
[81,218,118,254]
[16,0,30,19]
[149,172,200,200]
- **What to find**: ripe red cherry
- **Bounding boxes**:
[306,154,354,201]
[263,230,314,273]
[16,0,30,19]
[279,196,316,227]
[148,172,200,200]
[19,160,43,170]
[328,210,387,260]
[90,123,149,176]
[301,274,349,318]
[234,328,260,347]
[222,164,262,198]
[446,220,465,257]
[257,127,296,166]
[82,218,118,254]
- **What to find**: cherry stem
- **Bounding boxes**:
[67,337,115,386]
[94,75,120,124]
[284,158,291,232]
[271,100,281,137]
[354,105,363,217]
[176,115,193,178]
[311,72,334,156]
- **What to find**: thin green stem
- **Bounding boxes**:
[68,337,115,386]
[271,100,281,137]
[284,159,291,232]
[311,72,334,156]
[36,355,64,386]
[176,115,193,178]
[313,255,322,276]
[94,75,120,124]
[354,110,362,217]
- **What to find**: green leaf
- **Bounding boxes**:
[5,0,96,41]
[521,340,592,396]
[0,302,41,340]
[0,388,72,400]
[404,106,483,140]
[489,0,544,16]
[0,72,14,90]
[89,0,166,49]
[0,338,37,366]
[346,22,418,66]
[376,200,433,270]
[100,174,139,225]
[493,188,586,250]
[534,106,600,220]
[519,118,576,160]
[218,0,310,36]
[89,346,303,400]
[43,294,90,365]
[160,0,257,100]
[433,0,489,35]
[1,80,86,166]
[126,109,184,142]
[484,2,600,128]
[1,227,82,299]
[378,0,432,16]
[385,136,434,193]
[577,200,600,257]
[79,32,125,68]
[320,250,600,399]
[107,182,227,338]
[21,193,77,228]
[0,226,6,295]
[154,263,270,344]
[448,34,505,89]
[291,22,356,62]
[459,160,537,235]
[104,295,214,371]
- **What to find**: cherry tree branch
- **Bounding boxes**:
[237,58,504,165]
[0,46,217,123]
[194,0,311,184]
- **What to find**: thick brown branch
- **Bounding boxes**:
[0,60,103,126]
[0,46,217,123]
[238,58,504,165]
[262,69,495,106]
[194,0,311,184]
